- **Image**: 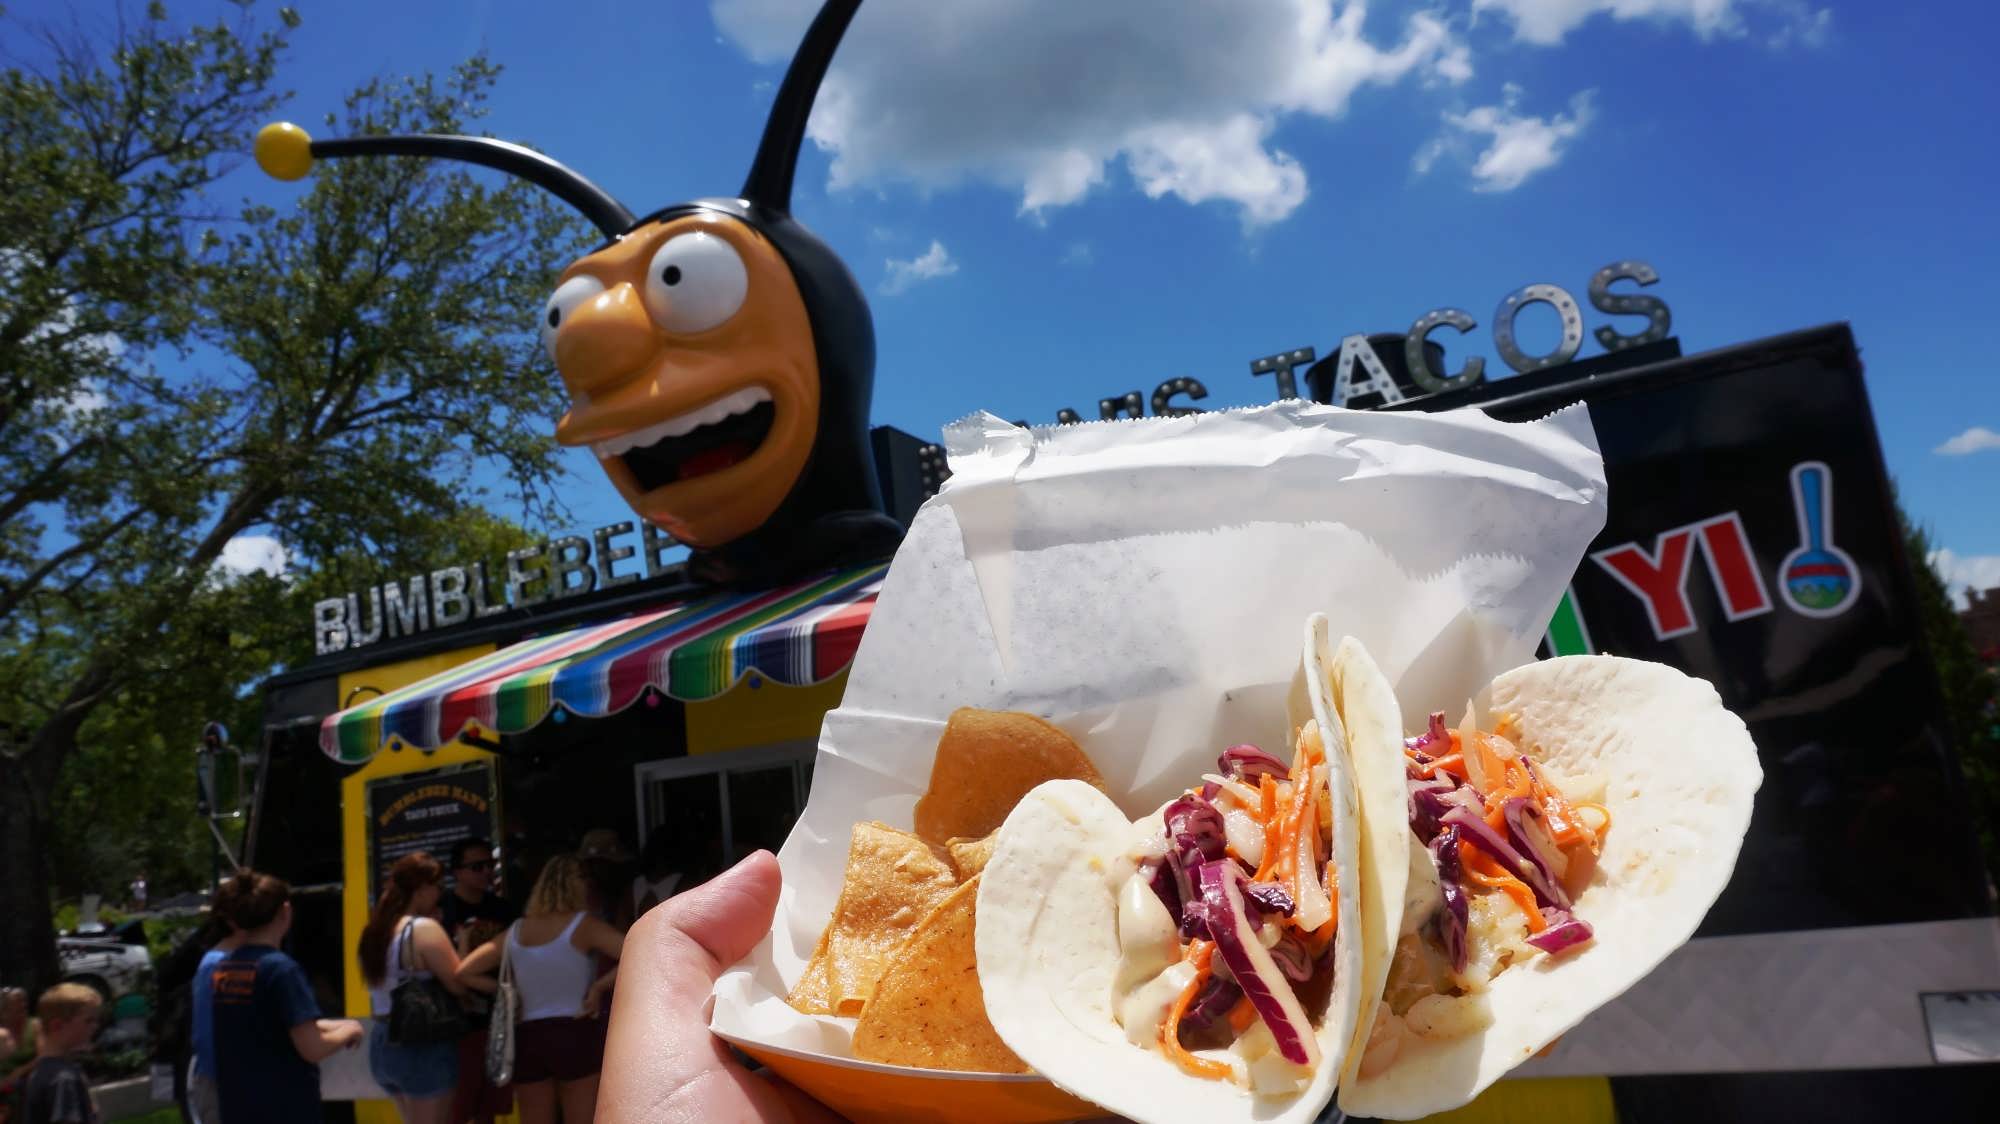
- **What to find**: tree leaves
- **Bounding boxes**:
[0,0,590,987]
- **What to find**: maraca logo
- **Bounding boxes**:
[1778,460,1861,617]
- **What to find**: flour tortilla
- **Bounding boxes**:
[976,620,1366,1124]
[1300,625,1411,1100]
[1336,655,1762,1120]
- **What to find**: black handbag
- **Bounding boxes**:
[387,919,467,1044]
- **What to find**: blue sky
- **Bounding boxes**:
[20,0,2000,599]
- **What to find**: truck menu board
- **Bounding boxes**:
[363,761,498,902]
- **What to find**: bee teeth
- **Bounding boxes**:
[592,386,773,460]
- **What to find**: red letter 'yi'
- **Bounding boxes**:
[1592,528,1699,639]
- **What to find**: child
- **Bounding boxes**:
[16,983,102,1124]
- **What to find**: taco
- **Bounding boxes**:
[974,615,1367,1123]
[1329,649,1762,1120]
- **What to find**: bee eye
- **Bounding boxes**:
[540,275,606,362]
[642,233,747,334]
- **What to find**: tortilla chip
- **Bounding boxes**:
[945,832,997,880]
[853,877,1029,1073]
[822,821,961,1016]
[913,709,1106,845]
[785,926,835,1015]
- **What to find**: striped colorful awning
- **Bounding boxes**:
[320,564,884,763]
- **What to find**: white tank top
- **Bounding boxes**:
[508,913,594,1022]
[368,917,435,1017]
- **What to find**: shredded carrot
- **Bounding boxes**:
[1226,995,1258,1033]
[1573,802,1612,850]
[1410,751,1468,779]
[1161,942,1233,1081]
[1252,775,1283,881]
[1254,778,1290,882]
[1527,764,1605,857]
[1470,732,1518,798]
[1461,842,1547,932]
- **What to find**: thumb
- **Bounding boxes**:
[653,850,783,999]
[601,851,803,1124]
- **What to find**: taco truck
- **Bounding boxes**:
[223,312,1999,1124]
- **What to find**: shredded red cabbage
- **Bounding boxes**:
[1196,861,1316,1066]
[1218,743,1289,783]
[1243,880,1295,917]
[1177,971,1243,1034]
[1408,773,1477,840]
[1525,910,1594,955]
[1165,794,1227,863]
[1428,825,1471,973]
[1158,793,1228,936]
[1501,797,1571,906]
[1404,712,1451,757]
[1440,805,1569,910]
[1267,930,1313,982]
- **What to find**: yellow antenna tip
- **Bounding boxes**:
[255,122,314,181]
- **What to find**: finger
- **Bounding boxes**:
[599,851,837,1124]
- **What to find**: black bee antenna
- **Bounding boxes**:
[255,125,637,239]
[739,0,864,213]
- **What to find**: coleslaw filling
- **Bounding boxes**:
[1361,712,1610,1078]
[1109,725,1338,1094]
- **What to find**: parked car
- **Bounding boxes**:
[58,919,152,1006]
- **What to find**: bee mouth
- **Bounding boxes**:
[596,387,776,491]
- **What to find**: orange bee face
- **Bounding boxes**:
[546,211,821,549]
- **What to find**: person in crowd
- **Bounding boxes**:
[209,870,364,1124]
[457,855,621,1124]
[9,983,102,1124]
[629,828,684,921]
[359,854,468,1124]
[189,878,253,1124]
[598,852,836,1124]
[128,872,147,913]
[576,829,635,934]
[441,838,520,949]
[2,987,32,1068]
[161,893,243,1124]
[440,838,518,1124]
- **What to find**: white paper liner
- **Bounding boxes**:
[710,399,1608,1083]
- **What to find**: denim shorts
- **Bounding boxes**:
[368,1019,459,1098]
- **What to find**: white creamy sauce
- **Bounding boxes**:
[1402,834,1441,937]
[1115,871,1181,992]
[1116,960,1197,1048]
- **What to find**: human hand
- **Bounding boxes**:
[583,973,616,1019]
[598,851,840,1124]
[320,1018,365,1049]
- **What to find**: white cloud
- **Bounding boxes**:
[713,0,1471,228]
[1417,84,1595,192]
[1929,548,2000,610]
[1472,0,1830,47]
[881,240,958,295]
[214,535,289,581]
[1060,242,1094,267]
[1934,426,2000,457]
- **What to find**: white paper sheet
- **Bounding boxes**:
[711,399,1608,1072]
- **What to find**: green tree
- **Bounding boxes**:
[1902,513,2000,900]
[45,507,538,908]
[1,2,584,991]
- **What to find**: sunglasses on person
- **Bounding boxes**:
[458,859,498,872]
